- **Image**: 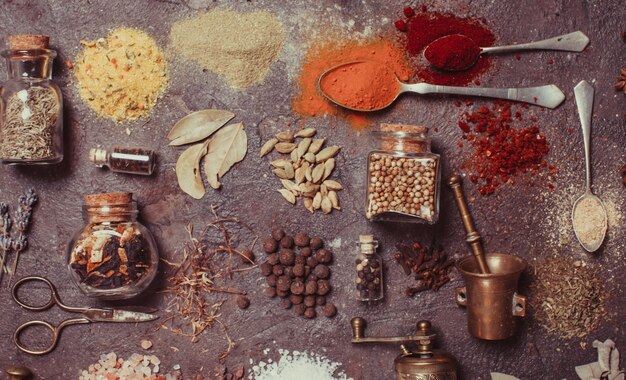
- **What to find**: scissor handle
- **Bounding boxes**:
[11,276,62,312]
[13,318,89,355]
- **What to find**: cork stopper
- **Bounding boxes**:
[89,147,108,166]
[379,124,430,153]
[8,35,49,50]
[359,234,377,255]
[84,192,133,207]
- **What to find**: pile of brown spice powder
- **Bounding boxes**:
[169,10,285,89]
[529,257,606,339]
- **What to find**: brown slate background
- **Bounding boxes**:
[0,0,624,379]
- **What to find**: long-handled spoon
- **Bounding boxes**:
[424,31,589,71]
[318,60,566,111]
[571,80,607,252]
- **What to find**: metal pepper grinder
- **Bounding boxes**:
[351,317,458,379]
[5,366,32,380]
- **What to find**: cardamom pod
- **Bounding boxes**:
[328,190,340,210]
[308,138,325,154]
[305,166,313,182]
[275,142,296,154]
[316,146,340,162]
[270,159,289,168]
[278,189,296,204]
[323,179,343,190]
[275,130,294,142]
[295,128,317,138]
[312,192,322,210]
[320,184,328,197]
[281,179,297,192]
[283,162,295,179]
[323,158,335,180]
[321,196,333,214]
[272,168,290,179]
[260,137,278,157]
[312,164,325,184]
[303,197,314,213]
[291,148,300,162]
[295,166,306,185]
[297,138,312,158]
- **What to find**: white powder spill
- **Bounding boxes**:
[250,349,352,380]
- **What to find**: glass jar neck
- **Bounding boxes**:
[2,49,56,80]
[378,132,432,154]
[84,203,138,224]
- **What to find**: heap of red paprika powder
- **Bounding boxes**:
[395,5,496,86]
[458,101,555,195]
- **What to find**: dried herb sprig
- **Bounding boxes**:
[0,189,37,285]
[161,206,257,360]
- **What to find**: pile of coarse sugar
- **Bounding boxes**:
[79,352,181,380]
[250,349,352,380]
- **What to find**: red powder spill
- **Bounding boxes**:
[458,101,553,196]
[293,38,413,128]
[319,61,400,111]
[424,34,481,71]
[395,7,496,86]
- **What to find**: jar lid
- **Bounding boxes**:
[380,123,429,134]
[8,35,50,50]
[84,192,133,207]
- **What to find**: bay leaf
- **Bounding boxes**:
[176,140,210,199]
[203,122,247,189]
[168,109,235,146]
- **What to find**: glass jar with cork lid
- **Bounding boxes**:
[0,35,63,164]
[366,124,441,224]
[66,192,158,300]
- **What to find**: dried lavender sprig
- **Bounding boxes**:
[0,202,11,282]
[8,189,37,286]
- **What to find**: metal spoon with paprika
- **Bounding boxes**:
[318,60,566,110]
[424,31,589,71]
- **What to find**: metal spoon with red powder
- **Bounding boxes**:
[424,31,590,71]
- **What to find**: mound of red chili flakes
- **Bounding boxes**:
[458,101,556,195]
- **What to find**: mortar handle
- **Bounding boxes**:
[447,175,490,274]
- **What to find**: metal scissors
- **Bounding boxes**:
[11,276,158,355]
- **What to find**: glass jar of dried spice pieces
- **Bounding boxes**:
[366,124,441,224]
[66,192,158,300]
[0,35,63,164]
[89,146,156,176]
[355,234,383,301]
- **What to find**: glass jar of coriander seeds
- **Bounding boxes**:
[366,124,441,224]
[0,35,63,164]
[66,192,158,300]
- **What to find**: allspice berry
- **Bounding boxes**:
[314,264,330,279]
[266,275,277,287]
[290,280,305,295]
[305,280,318,295]
[290,294,303,305]
[260,263,272,276]
[280,298,292,309]
[293,263,305,277]
[267,253,280,266]
[280,235,294,248]
[304,307,316,319]
[310,236,324,250]
[277,275,291,292]
[322,303,337,318]
[279,249,295,266]
[315,249,333,264]
[240,249,255,264]
[264,287,277,298]
[277,288,289,298]
[236,296,250,310]
[294,303,306,316]
[317,279,331,296]
[263,238,278,254]
[299,247,312,257]
[272,264,284,276]
[294,232,310,247]
[306,257,318,268]
[304,295,316,307]
[295,255,306,266]
[272,228,285,241]
[316,296,326,306]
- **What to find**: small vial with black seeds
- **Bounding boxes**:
[89,146,155,175]
[355,234,383,301]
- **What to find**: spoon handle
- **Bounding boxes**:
[404,83,565,109]
[574,80,595,192]
[481,31,589,54]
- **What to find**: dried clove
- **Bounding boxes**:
[395,240,454,296]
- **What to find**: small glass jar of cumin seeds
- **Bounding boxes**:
[0,35,63,164]
[66,192,159,300]
[365,124,441,224]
